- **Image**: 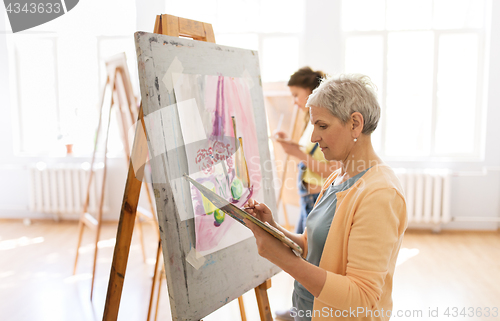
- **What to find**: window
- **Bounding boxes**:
[8,0,304,155]
[342,0,487,160]
[165,0,304,82]
[6,0,137,156]
[9,35,60,155]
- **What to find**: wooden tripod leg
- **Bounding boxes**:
[154,267,165,321]
[281,202,292,232]
[276,155,292,231]
[255,279,273,321]
[74,75,110,275]
[103,106,149,321]
[90,87,115,301]
[90,217,101,300]
[135,216,147,263]
[114,78,132,160]
[113,69,154,264]
[147,240,162,321]
[73,219,85,275]
[238,296,247,321]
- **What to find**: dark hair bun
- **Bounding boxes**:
[287,66,325,91]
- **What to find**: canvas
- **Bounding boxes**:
[135,31,279,321]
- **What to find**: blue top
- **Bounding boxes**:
[292,168,370,320]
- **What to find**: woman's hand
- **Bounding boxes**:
[243,199,297,263]
[244,217,295,263]
[277,140,305,159]
[244,199,276,228]
[273,130,288,140]
[243,199,326,298]
[273,131,307,159]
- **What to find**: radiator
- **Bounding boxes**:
[394,168,452,224]
[28,162,106,217]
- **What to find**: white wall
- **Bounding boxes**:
[1,0,499,229]
[136,0,165,32]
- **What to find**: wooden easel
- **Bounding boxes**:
[73,52,159,300]
[275,105,308,231]
[102,14,273,321]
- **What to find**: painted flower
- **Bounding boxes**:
[226,155,234,169]
[204,158,216,174]
[195,149,208,164]
[213,140,227,154]
[212,140,228,162]
[196,148,215,174]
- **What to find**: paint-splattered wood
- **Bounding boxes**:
[135,32,280,321]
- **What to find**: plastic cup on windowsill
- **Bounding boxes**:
[65,144,73,156]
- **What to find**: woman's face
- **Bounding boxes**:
[289,86,312,111]
[309,105,353,162]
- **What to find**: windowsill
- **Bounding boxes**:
[381,155,484,163]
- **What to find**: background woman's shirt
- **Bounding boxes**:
[298,123,328,187]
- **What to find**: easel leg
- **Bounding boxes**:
[73,219,85,274]
[73,75,110,276]
[103,106,149,321]
[154,267,165,321]
[277,156,292,231]
[147,240,162,321]
[238,296,247,321]
[281,202,292,232]
[255,279,273,321]
[90,222,101,300]
[135,216,147,263]
[90,87,115,300]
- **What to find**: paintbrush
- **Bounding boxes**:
[238,137,251,187]
[271,137,301,146]
[231,116,238,151]
[275,113,284,133]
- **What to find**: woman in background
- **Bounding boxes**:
[274,67,340,235]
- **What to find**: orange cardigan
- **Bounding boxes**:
[300,164,407,321]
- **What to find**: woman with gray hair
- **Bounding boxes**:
[245,74,408,321]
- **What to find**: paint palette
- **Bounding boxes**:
[184,174,303,256]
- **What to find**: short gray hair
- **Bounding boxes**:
[306,74,381,135]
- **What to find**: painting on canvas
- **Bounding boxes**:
[174,73,264,256]
[135,32,280,320]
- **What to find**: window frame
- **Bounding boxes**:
[341,5,488,162]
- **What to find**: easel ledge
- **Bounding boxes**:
[102,14,273,321]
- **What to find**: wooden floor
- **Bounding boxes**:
[0,220,499,321]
